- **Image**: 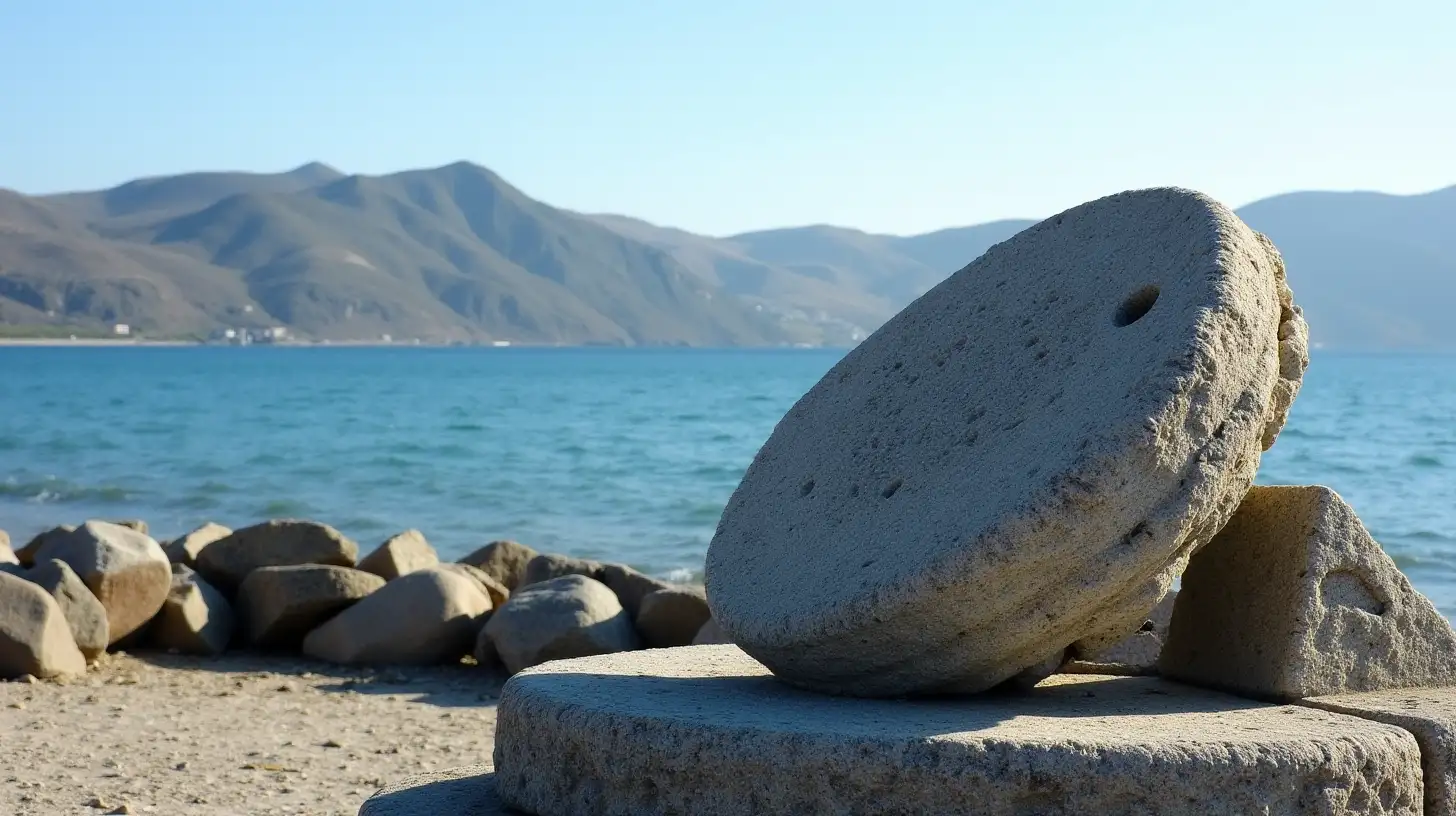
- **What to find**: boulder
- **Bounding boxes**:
[238,565,384,648]
[692,617,732,646]
[704,188,1309,697]
[33,520,171,645]
[15,525,75,567]
[483,575,638,674]
[1064,590,1177,675]
[600,563,673,618]
[358,529,439,581]
[301,566,490,665]
[195,520,358,593]
[520,553,604,587]
[635,585,711,648]
[0,530,15,565]
[27,559,109,662]
[437,563,509,608]
[0,570,86,679]
[458,539,538,590]
[473,615,499,669]
[1160,484,1456,700]
[163,522,232,568]
[494,647,1419,816]
[109,519,149,535]
[150,565,235,656]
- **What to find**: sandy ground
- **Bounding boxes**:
[0,651,506,816]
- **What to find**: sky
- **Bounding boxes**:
[2,0,1454,236]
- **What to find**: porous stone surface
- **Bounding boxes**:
[196,520,359,593]
[150,565,236,656]
[704,188,1309,697]
[33,520,171,645]
[635,585,711,648]
[1160,485,1456,700]
[238,565,385,648]
[27,558,109,662]
[458,540,539,590]
[162,522,232,568]
[359,529,439,581]
[520,554,603,587]
[483,575,638,675]
[302,566,490,665]
[599,563,672,618]
[1065,590,1177,676]
[437,563,509,608]
[360,766,516,816]
[0,570,86,679]
[494,646,1421,816]
[1302,687,1456,816]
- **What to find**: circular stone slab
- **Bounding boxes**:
[494,647,1419,816]
[705,187,1309,696]
[360,766,517,816]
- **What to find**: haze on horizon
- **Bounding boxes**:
[2,0,1454,236]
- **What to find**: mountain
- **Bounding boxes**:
[1,165,1453,349]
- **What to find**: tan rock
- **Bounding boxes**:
[238,565,384,648]
[496,647,1419,816]
[1064,590,1177,676]
[163,522,232,568]
[109,519,149,535]
[599,563,672,618]
[15,524,75,567]
[520,553,603,587]
[704,188,1307,697]
[359,766,509,816]
[1160,485,1456,700]
[33,520,171,645]
[635,585,711,648]
[196,520,358,593]
[358,529,438,581]
[301,566,490,665]
[0,570,86,679]
[27,559,109,662]
[482,575,638,675]
[0,530,15,565]
[692,617,732,646]
[150,565,236,656]
[457,540,538,590]
[436,563,508,608]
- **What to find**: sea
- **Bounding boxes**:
[2,347,1455,615]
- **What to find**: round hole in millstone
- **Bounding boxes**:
[1114,285,1160,327]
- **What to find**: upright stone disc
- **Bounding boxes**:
[705,188,1309,696]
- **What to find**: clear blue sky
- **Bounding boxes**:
[2,0,1453,235]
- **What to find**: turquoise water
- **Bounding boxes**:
[2,348,1454,614]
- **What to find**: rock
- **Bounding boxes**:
[1161,484,1456,700]
[195,520,359,593]
[1064,590,1177,676]
[15,525,75,567]
[163,522,232,568]
[109,519,148,535]
[358,529,438,581]
[359,766,511,816]
[704,188,1309,697]
[520,553,603,587]
[0,570,87,679]
[26,559,109,662]
[301,566,490,665]
[436,563,509,608]
[483,575,638,675]
[635,585,711,648]
[238,565,385,648]
[150,565,235,656]
[457,540,539,591]
[495,647,1418,816]
[472,615,499,669]
[33,521,171,645]
[692,617,732,646]
[0,530,15,565]
[599,563,673,618]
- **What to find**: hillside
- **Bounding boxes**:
[2,166,1453,348]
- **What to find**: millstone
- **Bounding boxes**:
[705,187,1309,696]
[492,647,1419,816]
[359,766,515,816]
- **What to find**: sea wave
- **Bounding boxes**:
[0,476,131,504]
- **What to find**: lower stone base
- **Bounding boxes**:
[491,646,1423,815]
[359,765,516,816]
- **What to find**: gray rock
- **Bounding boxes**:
[238,565,385,648]
[1301,687,1456,816]
[358,529,439,581]
[301,566,490,665]
[163,522,232,568]
[457,540,538,591]
[150,565,235,656]
[704,188,1308,697]
[599,563,672,618]
[1161,485,1456,700]
[520,553,603,587]
[635,585,711,648]
[196,520,359,593]
[0,570,86,679]
[436,563,509,608]
[27,559,109,662]
[483,575,638,675]
[692,617,732,646]
[472,614,498,669]
[359,766,514,816]
[15,525,75,567]
[494,646,1420,816]
[33,520,171,645]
